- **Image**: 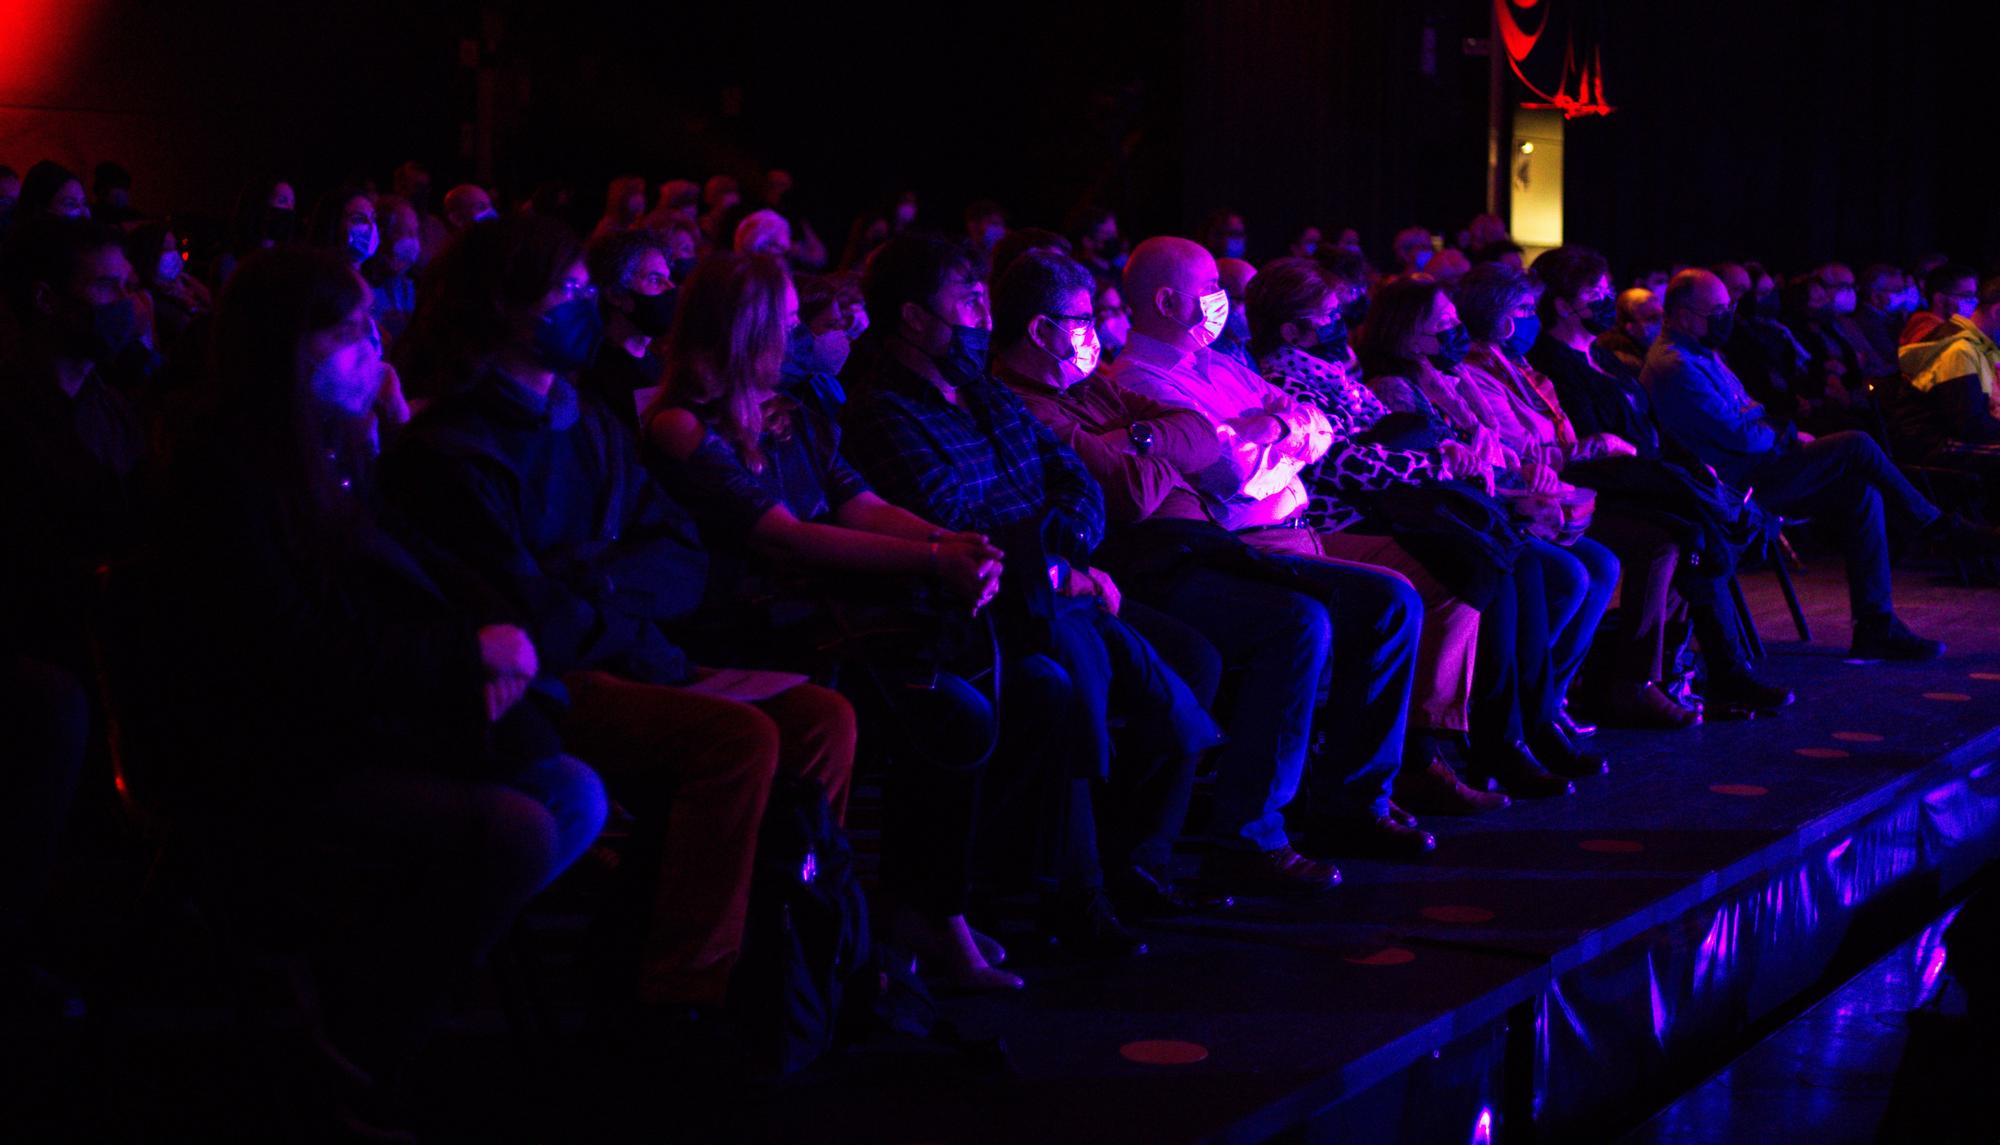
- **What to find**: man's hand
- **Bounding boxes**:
[1228,413,1288,446]
[483,676,530,722]
[1083,566,1122,615]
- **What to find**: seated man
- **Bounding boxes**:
[579,228,676,432]
[1589,287,1662,383]
[1101,237,1504,825]
[1902,263,1980,348]
[441,183,499,231]
[992,251,1468,879]
[1645,269,1989,661]
[1896,274,2000,484]
[840,234,1223,943]
[383,215,855,1031]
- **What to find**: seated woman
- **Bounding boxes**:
[127,221,212,350]
[1353,275,1615,785]
[159,248,606,1132]
[1529,247,1793,714]
[641,252,1019,991]
[1244,258,1515,809]
[1249,260,1589,797]
[1452,263,1699,728]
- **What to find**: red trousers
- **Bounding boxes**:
[561,672,855,1008]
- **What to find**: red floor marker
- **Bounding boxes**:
[1924,692,1973,703]
[1421,905,1496,924]
[1710,783,1770,797]
[1346,947,1417,966]
[1969,673,2000,682]
[1832,732,1884,743]
[1580,839,1645,854]
[1795,747,1851,760]
[1120,1040,1210,1066]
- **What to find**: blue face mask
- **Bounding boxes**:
[786,321,851,378]
[1222,236,1247,260]
[535,297,604,372]
[1502,313,1541,358]
[1309,314,1350,363]
[1428,323,1472,371]
[1583,295,1617,334]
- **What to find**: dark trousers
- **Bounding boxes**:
[1137,565,1332,852]
[1749,431,1938,623]
[1471,558,1556,748]
[1584,511,1687,685]
[980,600,1219,895]
[222,754,605,1069]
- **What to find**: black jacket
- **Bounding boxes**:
[383,370,709,686]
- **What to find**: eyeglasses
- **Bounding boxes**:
[628,272,671,292]
[1047,313,1096,326]
[557,281,598,302]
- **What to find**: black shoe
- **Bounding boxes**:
[1107,865,1235,919]
[1394,755,1512,815]
[1556,704,1598,739]
[1528,723,1610,778]
[1467,740,1575,798]
[1704,669,1796,711]
[1311,814,1437,859]
[1202,845,1342,897]
[1040,890,1148,959]
[1849,616,1945,661]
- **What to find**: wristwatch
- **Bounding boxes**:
[1127,420,1156,456]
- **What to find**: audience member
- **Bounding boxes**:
[19,161,90,222]
[643,251,1018,988]
[1896,274,2000,483]
[840,234,1221,952]
[1903,263,1980,347]
[383,216,856,1024]
[1589,287,1661,383]
[1646,269,1984,660]
[442,183,500,231]
[580,227,675,431]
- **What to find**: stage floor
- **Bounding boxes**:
[765,558,2000,1145]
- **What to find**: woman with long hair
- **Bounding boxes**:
[643,252,1019,991]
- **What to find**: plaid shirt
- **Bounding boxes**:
[842,355,1105,565]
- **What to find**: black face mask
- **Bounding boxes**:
[626,288,677,338]
[1427,322,1472,371]
[1700,307,1736,350]
[1582,295,1617,334]
[62,295,141,365]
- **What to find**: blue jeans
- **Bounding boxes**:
[1748,431,1938,624]
[1531,536,1619,701]
[1145,565,1332,852]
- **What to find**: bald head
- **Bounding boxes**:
[1616,287,1661,326]
[443,184,494,230]
[1217,257,1257,297]
[1663,269,1732,345]
[1125,236,1224,350]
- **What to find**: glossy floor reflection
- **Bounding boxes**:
[1619,892,1998,1145]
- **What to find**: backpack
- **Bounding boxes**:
[730,776,874,1078]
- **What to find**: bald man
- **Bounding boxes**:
[1102,237,1450,858]
[1590,287,1663,383]
[442,184,497,231]
[1645,269,1976,660]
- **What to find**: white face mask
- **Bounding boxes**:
[1044,318,1102,381]
[1831,286,1857,315]
[1186,288,1230,347]
[156,251,183,283]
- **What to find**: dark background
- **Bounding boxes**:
[3,0,1996,278]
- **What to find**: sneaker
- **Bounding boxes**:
[1203,845,1342,897]
[1849,616,1945,661]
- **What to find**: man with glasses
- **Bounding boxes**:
[1896,274,2000,487]
[1902,264,1981,348]
[582,228,675,431]
[1646,269,1995,661]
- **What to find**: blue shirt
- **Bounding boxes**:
[1642,330,1779,489]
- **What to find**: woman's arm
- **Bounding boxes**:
[751,500,1001,604]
